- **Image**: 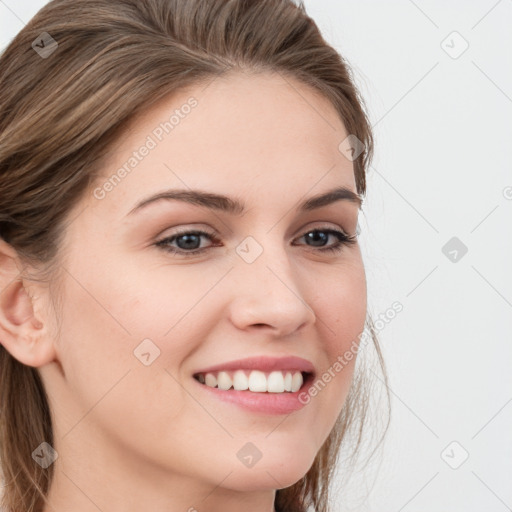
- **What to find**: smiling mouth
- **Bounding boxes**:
[193,369,312,393]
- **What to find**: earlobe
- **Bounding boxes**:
[0,239,57,368]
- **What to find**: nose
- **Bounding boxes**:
[227,238,316,337]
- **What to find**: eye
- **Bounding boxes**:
[294,228,358,254]
[155,228,220,257]
[154,227,357,258]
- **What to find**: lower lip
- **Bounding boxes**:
[193,374,314,415]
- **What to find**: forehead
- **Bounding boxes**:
[87,70,356,218]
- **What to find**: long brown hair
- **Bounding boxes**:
[0,1,390,511]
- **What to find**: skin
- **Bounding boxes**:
[0,70,367,512]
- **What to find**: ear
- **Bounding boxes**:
[0,238,58,367]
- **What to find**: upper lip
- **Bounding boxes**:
[193,355,316,376]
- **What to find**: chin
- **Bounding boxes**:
[224,464,313,492]
[220,446,317,492]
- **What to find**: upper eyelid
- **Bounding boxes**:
[160,222,351,237]
[158,224,352,245]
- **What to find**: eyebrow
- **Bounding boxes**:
[127,185,363,217]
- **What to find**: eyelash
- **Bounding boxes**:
[154,227,357,258]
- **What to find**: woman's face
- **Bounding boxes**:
[39,70,367,503]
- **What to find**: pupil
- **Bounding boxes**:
[307,231,327,246]
[178,234,200,250]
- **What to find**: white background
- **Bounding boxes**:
[1,1,511,511]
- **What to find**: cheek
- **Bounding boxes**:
[302,262,366,441]
[52,267,205,456]
[53,274,137,413]
[314,260,367,353]
[54,254,226,410]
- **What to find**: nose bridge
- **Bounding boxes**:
[228,231,315,333]
[235,230,295,290]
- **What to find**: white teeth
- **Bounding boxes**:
[284,372,292,392]
[248,370,267,392]
[233,370,249,391]
[199,370,305,393]
[205,373,217,388]
[291,372,303,392]
[267,371,285,393]
[217,371,232,390]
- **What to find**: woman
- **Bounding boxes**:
[0,1,390,511]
